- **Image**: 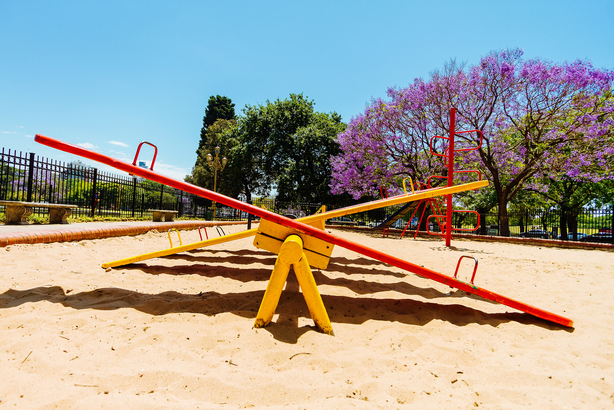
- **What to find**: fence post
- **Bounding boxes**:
[131,177,137,217]
[0,148,4,200]
[141,193,145,217]
[90,168,98,217]
[26,152,35,202]
[159,185,164,209]
[247,200,252,230]
[179,191,183,217]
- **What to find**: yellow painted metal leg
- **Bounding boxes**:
[254,235,333,335]
[293,252,334,335]
[254,235,302,328]
[254,254,291,328]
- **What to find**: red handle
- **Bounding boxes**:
[454,255,479,284]
[132,141,158,170]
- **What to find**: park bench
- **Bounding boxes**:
[149,209,178,222]
[0,200,78,225]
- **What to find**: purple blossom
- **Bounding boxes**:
[331,48,614,220]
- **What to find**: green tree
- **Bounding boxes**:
[524,92,614,238]
[186,119,247,198]
[236,94,347,202]
[197,95,236,155]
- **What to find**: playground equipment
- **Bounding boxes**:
[99,181,485,269]
[377,109,483,242]
[34,115,573,331]
[375,183,420,238]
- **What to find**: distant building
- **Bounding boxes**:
[68,160,92,169]
[134,161,148,182]
[64,160,93,180]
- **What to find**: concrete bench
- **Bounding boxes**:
[0,200,78,225]
[149,209,178,222]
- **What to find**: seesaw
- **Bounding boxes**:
[35,133,574,331]
[100,181,486,268]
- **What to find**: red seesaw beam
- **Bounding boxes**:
[35,134,573,328]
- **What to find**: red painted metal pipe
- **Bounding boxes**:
[446,107,456,247]
[35,134,573,328]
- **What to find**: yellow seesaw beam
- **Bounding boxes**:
[101,179,488,269]
[101,229,256,268]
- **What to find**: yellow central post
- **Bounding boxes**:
[254,234,333,335]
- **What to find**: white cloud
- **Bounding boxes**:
[109,140,129,147]
[25,135,34,138]
[77,142,99,149]
[2,131,18,134]
[152,162,189,181]
[109,150,129,160]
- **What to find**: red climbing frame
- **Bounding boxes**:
[398,109,484,242]
[429,108,484,246]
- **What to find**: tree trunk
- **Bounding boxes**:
[479,210,488,235]
[559,208,568,240]
[498,197,511,237]
[243,182,252,203]
[541,210,549,232]
[569,210,579,240]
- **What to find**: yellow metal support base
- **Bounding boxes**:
[254,235,334,335]
[254,219,333,270]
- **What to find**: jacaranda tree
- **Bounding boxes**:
[331,49,614,236]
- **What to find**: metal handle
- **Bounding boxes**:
[429,135,450,157]
[167,228,182,248]
[132,141,158,170]
[453,129,484,152]
[402,177,415,195]
[454,255,479,284]
[198,226,208,241]
[380,186,388,199]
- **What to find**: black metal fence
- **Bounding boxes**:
[0,148,343,222]
[1,147,613,244]
[345,200,614,244]
[0,148,209,219]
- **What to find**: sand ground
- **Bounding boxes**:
[1,225,613,409]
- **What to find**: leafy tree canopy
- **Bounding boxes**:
[186,119,242,198]
[237,94,347,203]
[197,95,236,155]
[331,49,614,236]
[189,94,348,203]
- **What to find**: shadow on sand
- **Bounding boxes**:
[0,279,572,345]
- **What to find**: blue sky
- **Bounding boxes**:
[1,0,613,180]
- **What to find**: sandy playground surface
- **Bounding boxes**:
[1,224,613,409]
